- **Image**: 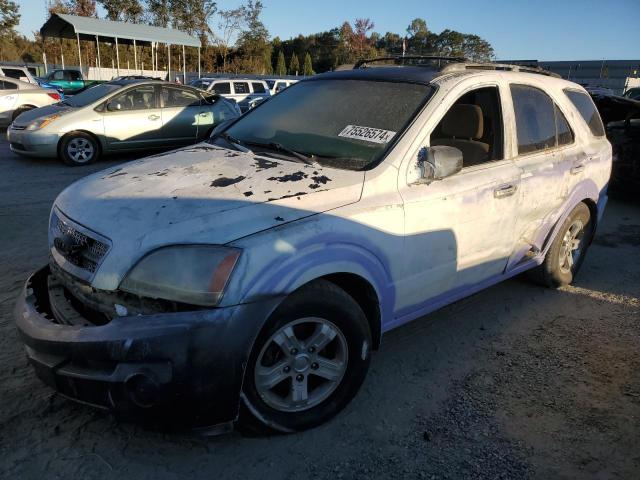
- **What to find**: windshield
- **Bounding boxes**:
[62,83,123,107]
[215,79,433,170]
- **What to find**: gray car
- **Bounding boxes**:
[0,75,61,127]
[7,79,241,166]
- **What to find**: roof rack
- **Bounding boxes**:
[354,55,467,69]
[441,62,561,78]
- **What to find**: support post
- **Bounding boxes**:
[60,38,65,69]
[168,44,171,81]
[182,44,186,83]
[198,46,201,78]
[134,39,138,72]
[76,33,82,72]
[115,37,120,76]
[95,35,101,79]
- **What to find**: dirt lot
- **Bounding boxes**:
[0,134,638,479]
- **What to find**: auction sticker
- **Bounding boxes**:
[338,125,397,144]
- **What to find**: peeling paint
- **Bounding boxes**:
[268,171,308,182]
[211,176,246,187]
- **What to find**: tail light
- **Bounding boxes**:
[47,92,61,101]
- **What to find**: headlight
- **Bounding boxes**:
[27,114,61,131]
[120,245,241,306]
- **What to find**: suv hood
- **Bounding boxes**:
[54,143,365,290]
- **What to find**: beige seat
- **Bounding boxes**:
[432,104,489,167]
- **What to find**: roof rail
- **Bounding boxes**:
[441,62,561,78]
[354,55,467,69]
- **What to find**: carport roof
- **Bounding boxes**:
[40,13,201,48]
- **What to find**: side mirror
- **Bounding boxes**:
[417,146,463,182]
[107,101,123,112]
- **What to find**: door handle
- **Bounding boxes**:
[148,114,160,121]
[494,184,517,198]
[199,112,208,117]
[570,163,585,175]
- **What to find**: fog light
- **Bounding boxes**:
[124,373,160,408]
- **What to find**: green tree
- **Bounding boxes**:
[303,51,314,76]
[214,6,244,71]
[275,50,286,76]
[289,52,299,75]
[0,0,19,33]
[97,0,143,22]
[147,0,170,27]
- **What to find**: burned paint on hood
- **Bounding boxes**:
[54,143,365,290]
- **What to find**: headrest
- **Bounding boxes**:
[441,104,484,139]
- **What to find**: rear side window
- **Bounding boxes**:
[555,105,574,146]
[251,82,266,93]
[213,82,230,95]
[564,89,606,136]
[0,80,18,90]
[233,82,249,94]
[510,84,556,154]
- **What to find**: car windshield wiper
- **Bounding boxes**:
[246,141,319,166]
[218,132,252,152]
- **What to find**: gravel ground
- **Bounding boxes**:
[0,134,638,479]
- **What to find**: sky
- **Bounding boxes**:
[14,0,640,61]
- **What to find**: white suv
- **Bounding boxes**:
[16,60,611,434]
[190,77,271,112]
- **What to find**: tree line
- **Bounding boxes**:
[0,0,494,75]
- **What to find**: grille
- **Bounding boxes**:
[50,210,111,278]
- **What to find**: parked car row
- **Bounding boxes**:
[12,57,612,434]
[0,65,65,97]
[7,79,241,165]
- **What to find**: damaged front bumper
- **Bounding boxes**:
[15,265,281,429]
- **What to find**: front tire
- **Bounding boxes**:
[59,132,100,166]
[533,202,593,287]
[241,279,372,433]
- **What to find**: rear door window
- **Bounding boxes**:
[162,87,201,107]
[251,82,266,94]
[233,82,249,94]
[213,82,230,95]
[564,89,606,136]
[510,84,556,154]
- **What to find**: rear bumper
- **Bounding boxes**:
[15,266,282,428]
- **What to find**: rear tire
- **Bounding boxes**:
[530,202,593,288]
[240,279,372,433]
[59,132,100,166]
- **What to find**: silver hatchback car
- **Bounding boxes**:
[7,79,241,166]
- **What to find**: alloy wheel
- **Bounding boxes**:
[254,317,348,413]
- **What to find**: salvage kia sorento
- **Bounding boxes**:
[16,58,612,433]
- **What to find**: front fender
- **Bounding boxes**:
[228,229,396,325]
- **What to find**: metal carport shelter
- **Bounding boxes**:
[40,13,201,79]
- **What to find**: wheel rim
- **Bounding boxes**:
[559,219,585,274]
[254,317,348,413]
[67,137,94,163]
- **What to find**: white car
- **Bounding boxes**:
[265,78,299,95]
[190,77,271,111]
[0,75,61,127]
[16,59,611,434]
